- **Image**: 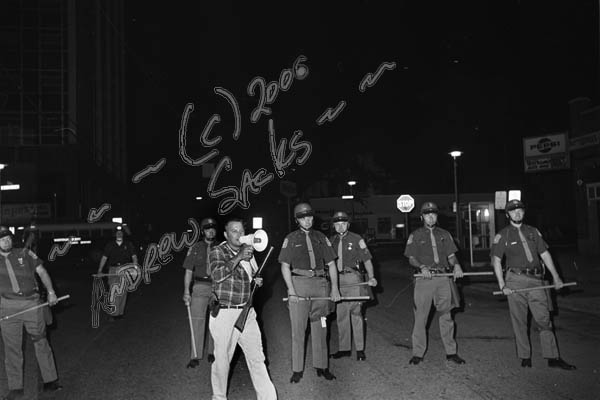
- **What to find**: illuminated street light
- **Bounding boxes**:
[346,180,357,219]
[195,196,203,200]
[341,195,354,200]
[449,151,462,243]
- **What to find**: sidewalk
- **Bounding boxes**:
[463,248,600,317]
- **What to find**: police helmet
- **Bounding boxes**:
[331,211,349,223]
[420,202,439,215]
[294,202,314,219]
[505,199,525,212]
[0,226,13,240]
[201,218,217,230]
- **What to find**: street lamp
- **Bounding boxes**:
[0,164,6,225]
[347,181,356,219]
[449,151,462,244]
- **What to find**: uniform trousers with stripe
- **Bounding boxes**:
[335,271,364,352]
[288,276,330,371]
[505,271,559,359]
[189,281,214,359]
[412,277,457,357]
[0,296,58,390]
[209,308,276,400]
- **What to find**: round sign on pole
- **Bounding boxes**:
[397,194,415,213]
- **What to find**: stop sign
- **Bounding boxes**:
[397,194,415,213]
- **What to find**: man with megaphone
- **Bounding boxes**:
[208,218,276,400]
[279,202,341,384]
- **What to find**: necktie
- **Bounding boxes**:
[337,238,344,272]
[304,231,317,269]
[429,228,440,264]
[205,243,211,276]
[2,255,21,293]
[517,227,534,263]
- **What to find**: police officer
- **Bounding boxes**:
[279,202,341,383]
[182,217,217,367]
[404,202,465,365]
[329,211,377,361]
[491,199,576,369]
[0,226,62,399]
[97,228,138,320]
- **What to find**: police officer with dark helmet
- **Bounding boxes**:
[279,202,341,383]
[491,199,576,370]
[182,217,217,367]
[329,211,377,361]
[404,202,465,366]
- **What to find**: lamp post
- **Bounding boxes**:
[449,151,462,245]
[0,164,6,225]
[347,180,356,219]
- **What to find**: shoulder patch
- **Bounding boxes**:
[282,238,288,249]
[358,239,367,249]
[407,234,413,245]
[493,234,502,244]
[325,237,332,247]
[186,247,192,256]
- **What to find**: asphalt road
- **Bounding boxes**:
[2,246,599,400]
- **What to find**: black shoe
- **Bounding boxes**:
[207,354,215,363]
[186,358,200,368]
[316,368,336,380]
[547,358,576,370]
[330,350,351,359]
[521,358,532,368]
[43,380,63,392]
[446,354,466,364]
[409,356,423,365]
[2,389,24,400]
[356,350,366,361]
[290,371,303,383]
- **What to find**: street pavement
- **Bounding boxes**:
[0,245,598,399]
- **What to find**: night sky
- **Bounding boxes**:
[124,1,599,229]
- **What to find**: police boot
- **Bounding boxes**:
[547,358,576,370]
[186,359,200,368]
[290,371,303,383]
[316,368,336,380]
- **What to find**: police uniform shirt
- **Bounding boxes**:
[278,229,336,270]
[0,248,42,298]
[103,240,136,266]
[404,227,457,268]
[182,241,213,279]
[330,232,372,270]
[491,224,547,269]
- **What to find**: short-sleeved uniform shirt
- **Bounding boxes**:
[278,229,336,270]
[0,248,42,298]
[404,227,457,268]
[182,240,214,279]
[490,224,547,268]
[103,240,136,266]
[330,232,372,270]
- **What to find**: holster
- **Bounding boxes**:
[208,292,220,318]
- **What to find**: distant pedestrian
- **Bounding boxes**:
[0,226,62,399]
[97,228,138,320]
[329,211,377,361]
[279,202,341,383]
[404,202,465,365]
[491,199,576,370]
[182,217,217,367]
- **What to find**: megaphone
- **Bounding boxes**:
[240,229,269,252]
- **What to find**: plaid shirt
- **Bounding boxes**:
[209,241,253,307]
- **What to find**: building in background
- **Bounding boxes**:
[569,97,600,255]
[0,0,131,227]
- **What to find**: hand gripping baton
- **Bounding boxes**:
[492,281,577,295]
[0,295,70,321]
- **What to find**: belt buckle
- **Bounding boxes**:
[309,269,316,277]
